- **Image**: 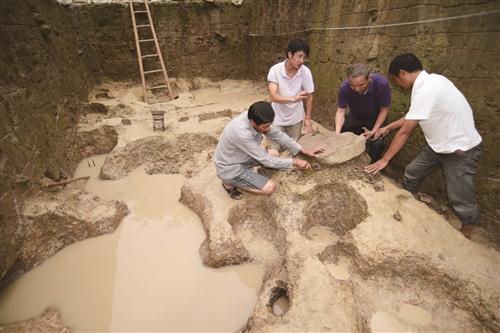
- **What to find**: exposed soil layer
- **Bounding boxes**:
[2,0,499,286]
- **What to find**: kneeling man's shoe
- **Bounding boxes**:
[222,184,243,200]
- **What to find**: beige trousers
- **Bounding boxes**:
[268,121,302,151]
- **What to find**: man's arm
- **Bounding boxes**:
[372,116,405,139]
[268,82,308,104]
[303,93,314,134]
[335,107,346,134]
[363,106,390,138]
[266,125,302,156]
[235,133,294,170]
[372,106,389,132]
[364,119,419,174]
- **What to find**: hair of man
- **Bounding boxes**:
[347,63,370,80]
[286,38,310,57]
[248,101,275,125]
[388,53,423,76]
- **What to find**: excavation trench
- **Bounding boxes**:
[0,78,498,332]
[0,80,268,332]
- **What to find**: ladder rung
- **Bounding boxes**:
[139,39,155,42]
[137,24,150,28]
[144,69,163,74]
[147,85,168,90]
[134,10,147,13]
[141,54,159,58]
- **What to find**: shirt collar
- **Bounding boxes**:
[413,70,429,90]
[243,112,260,136]
[280,60,302,79]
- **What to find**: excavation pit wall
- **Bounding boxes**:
[3,1,498,267]
[1,0,500,330]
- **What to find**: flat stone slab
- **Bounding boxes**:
[298,132,366,164]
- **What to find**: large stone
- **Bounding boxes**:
[298,132,366,165]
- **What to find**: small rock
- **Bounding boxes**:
[392,211,403,221]
[81,102,108,115]
[179,116,189,122]
[121,118,131,125]
[95,91,111,99]
[373,182,384,192]
[231,0,244,6]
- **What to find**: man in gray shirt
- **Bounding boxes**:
[215,101,323,199]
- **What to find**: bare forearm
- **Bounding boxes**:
[304,94,313,119]
[386,117,405,132]
[335,108,346,133]
[372,108,389,131]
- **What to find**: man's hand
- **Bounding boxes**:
[301,146,325,157]
[364,158,389,174]
[373,126,390,140]
[361,127,375,139]
[292,91,308,103]
[303,118,313,134]
[293,158,312,170]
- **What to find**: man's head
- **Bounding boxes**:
[286,39,309,70]
[347,63,370,94]
[388,53,423,90]
[248,101,275,133]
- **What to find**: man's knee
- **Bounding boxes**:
[261,180,277,195]
[367,139,385,162]
[402,167,419,193]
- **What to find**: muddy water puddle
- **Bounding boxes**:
[0,155,265,332]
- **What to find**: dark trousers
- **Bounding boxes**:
[341,113,385,163]
[403,143,483,225]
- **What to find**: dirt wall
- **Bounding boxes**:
[244,0,500,238]
[1,0,499,285]
[0,0,96,282]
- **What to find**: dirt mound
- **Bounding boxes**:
[100,133,218,180]
[0,307,70,333]
[0,187,128,288]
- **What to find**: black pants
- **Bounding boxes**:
[341,113,385,163]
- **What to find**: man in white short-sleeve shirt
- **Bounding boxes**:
[365,53,483,239]
[267,38,315,150]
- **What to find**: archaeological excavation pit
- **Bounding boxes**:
[1,0,499,332]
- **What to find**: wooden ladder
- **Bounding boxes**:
[129,0,174,104]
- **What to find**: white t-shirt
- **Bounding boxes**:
[267,60,314,126]
[405,71,482,153]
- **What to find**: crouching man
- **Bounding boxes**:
[215,101,323,200]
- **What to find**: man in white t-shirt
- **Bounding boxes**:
[365,53,483,239]
[267,39,315,150]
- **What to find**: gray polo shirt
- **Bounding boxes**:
[215,111,302,181]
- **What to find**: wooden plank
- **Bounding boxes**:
[144,69,163,74]
[46,176,90,188]
[147,85,168,90]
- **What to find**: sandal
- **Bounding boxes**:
[222,183,243,200]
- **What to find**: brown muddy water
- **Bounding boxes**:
[0,154,265,332]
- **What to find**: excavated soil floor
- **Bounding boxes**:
[0,79,268,332]
[0,79,498,332]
